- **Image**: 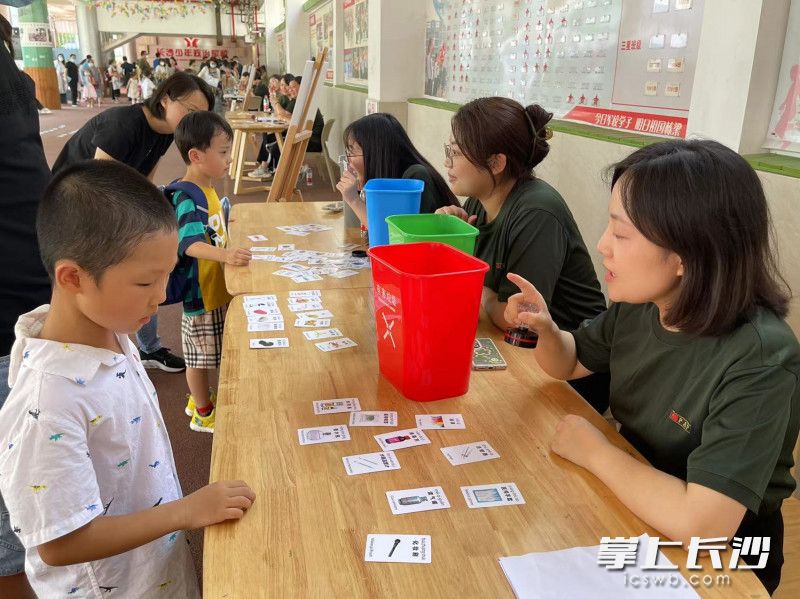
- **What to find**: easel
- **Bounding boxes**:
[267,48,327,203]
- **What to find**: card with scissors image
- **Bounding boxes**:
[440,441,499,466]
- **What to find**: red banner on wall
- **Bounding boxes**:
[563,106,688,138]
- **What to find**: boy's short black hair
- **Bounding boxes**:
[174,111,234,164]
[37,160,177,282]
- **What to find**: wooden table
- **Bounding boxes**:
[229,119,289,195]
[204,289,767,598]
[224,202,373,295]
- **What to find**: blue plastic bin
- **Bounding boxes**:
[363,178,423,247]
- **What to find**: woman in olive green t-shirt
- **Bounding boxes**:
[336,113,459,223]
[438,97,609,413]
[506,139,799,594]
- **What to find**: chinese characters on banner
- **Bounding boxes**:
[424,0,704,138]
[343,0,368,85]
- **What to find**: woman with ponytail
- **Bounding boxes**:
[438,97,609,413]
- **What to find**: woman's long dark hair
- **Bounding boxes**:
[344,113,459,208]
[610,139,790,336]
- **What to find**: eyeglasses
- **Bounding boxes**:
[345,152,363,159]
[176,98,203,114]
[443,143,463,167]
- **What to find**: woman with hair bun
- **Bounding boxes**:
[438,97,609,413]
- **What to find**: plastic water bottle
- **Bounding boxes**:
[305,166,313,186]
[262,95,268,113]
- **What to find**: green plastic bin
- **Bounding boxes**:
[385,214,479,255]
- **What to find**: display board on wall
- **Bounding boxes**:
[277,31,287,72]
[309,1,334,82]
[343,0,368,86]
[764,0,800,156]
[425,0,704,138]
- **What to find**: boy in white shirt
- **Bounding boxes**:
[0,160,255,597]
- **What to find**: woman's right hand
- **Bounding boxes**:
[435,205,478,225]
[504,273,558,338]
[336,168,362,208]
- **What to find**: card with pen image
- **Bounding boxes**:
[342,451,400,475]
[472,338,508,370]
[440,441,500,466]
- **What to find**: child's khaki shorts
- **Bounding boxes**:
[181,305,227,369]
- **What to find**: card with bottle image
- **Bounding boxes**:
[374,428,431,451]
[342,451,400,475]
[460,482,525,508]
[386,486,450,515]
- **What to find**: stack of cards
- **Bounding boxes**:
[276,223,334,237]
[249,244,369,281]
[243,295,289,348]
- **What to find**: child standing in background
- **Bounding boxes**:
[170,112,252,433]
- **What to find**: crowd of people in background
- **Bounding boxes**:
[50,48,246,111]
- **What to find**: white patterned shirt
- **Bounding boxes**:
[0,306,200,598]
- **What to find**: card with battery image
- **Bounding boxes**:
[441,441,499,466]
[316,338,357,352]
[461,482,525,508]
[312,398,361,414]
[386,486,450,515]
[343,451,400,475]
[297,424,350,445]
[415,414,465,430]
[290,302,324,312]
[350,411,398,427]
[364,534,431,564]
[374,428,431,451]
[247,321,285,333]
[472,338,507,370]
[303,328,343,341]
[249,337,289,349]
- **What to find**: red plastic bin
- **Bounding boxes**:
[368,242,489,401]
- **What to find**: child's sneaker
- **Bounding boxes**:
[185,389,217,416]
[189,407,215,433]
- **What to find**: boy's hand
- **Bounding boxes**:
[181,481,256,530]
[225,247,252,266]
[435,205,478,225]
[504,273,557,337]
